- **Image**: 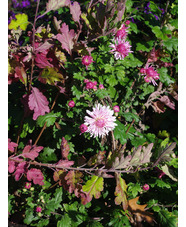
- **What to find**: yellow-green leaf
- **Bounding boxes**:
[40,67,64,85]
[8,14,29,31]
[114,173,128,210]
[82,175,104,200]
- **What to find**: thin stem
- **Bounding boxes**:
[34,91,60,145]
[8,157,154,174]
[29,0,40,92]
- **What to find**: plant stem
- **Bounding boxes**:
[34,91,60,145]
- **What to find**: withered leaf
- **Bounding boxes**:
[128,197,154,226]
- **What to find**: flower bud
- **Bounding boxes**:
[143,184,150,191]
[68,100,75,108]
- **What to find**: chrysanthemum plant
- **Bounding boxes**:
[8,0,178,226]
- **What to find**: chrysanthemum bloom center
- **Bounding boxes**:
[116,44,127,54]
[95,118,105,128]
[116,29,127,38]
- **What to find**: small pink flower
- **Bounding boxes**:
[158,172,165,179]
[36,207,42,213]
[110,37,133,60]
[25,182,31,189]
[84,79,89,83]
[80,124,88,134]
[143,184,150,191]
[82,55,94,69]
[93,81,97,86]
[68,100,75,108]
[93,85,97,91]
[113,105,120,113]
[99,84,104,89]
[86,81,94,90]
[116,24,128,39]
[140,66,159,86]
[125,20,130,25]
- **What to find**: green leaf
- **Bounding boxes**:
[24,209,38,225]
[152,26,168,40]
[38,147,57,163]
[106,74,118,86]
[8,13,29,30]
[128,182,142,197]
[158,209,178,227]
[163,37,178,52]
[57,214,72,227]
[130,22,138,34]
[71,85,82,99]
[158,67,174,86]
[46,187,63,213]
[86,221,104,227]
[8,195,15,214]
[114,120,127,145]
[155,179,171,189]
[37,111,60,127]
[82,175,104,200]
[114,173,128,210]
[123,112,139,122]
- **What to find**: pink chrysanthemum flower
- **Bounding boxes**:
[109,38,133,60]
[143,184,150,191]
[36,206,42,213]
[140,66,159,86]
[84,104,117,138]
[116,24,128,39]
[25,182,31,189]
[113,105,120,113]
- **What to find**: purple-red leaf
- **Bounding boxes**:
[21,145,43,160]
[14,161,28,181]
[56,23,76,55]
[27,168,44,185]
[28,87,50,120]
[65,170,83,194]
[8,139,18,153]
[70,1,81,23]
[61,137,70,159]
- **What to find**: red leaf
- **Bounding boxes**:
[8,139,18,153]
[70,1,81,23]
[15,66,27,84]
[14,161,28,181]
[61,137,70,159]
[27,168,44,185]
[65,170,83,194]
[159,95,175,110]
[8,160,16,173]
[28,87,50,120]
[35,41,53,52]
[56,23,76,55]
[22,145,43,160]
[35,52,54,68]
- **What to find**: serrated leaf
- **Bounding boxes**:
[158,209,178,227]
[114,120,127,145]
[28,87,50,121]
[163,37,178,52]
[114,173,128,210]
[123,112,139,122]
[38,147,57,163]
[40,67,64,85]
[65,170,83,194]
[37,112,59,127]
[46,0,70,12]
[82,175,104,203]
[57,213,72,227]
[70,1,81,23]
[156,142,176,164]
[158,67,174,86]
[129,143,153,166]
[46,188,63,212]
[56,23,76,55]
[8,13,29,31]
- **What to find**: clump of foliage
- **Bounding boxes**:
[8,0,178,226]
